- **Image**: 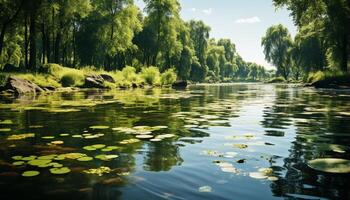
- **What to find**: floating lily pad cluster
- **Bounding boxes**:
[113,125,173,142]
[172,109,230,129]
[10,151,119,177]
[83,166,111,176]
[83,144,120,152]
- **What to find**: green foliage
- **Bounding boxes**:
[305,70,347,84]
[261,24,292,80]
[273,0,349,73]
[267,77,286,83]
[161,68,177,85]
[141,67,160,85]
[60,72,85,87]
[0,0,270,84]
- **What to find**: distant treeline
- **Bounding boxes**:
[0,0,272,82]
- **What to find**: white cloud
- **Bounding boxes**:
[189,8,197,12]
[235,16,261,24]
[202,8,213,15]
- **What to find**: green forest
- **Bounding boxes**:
[0,0,349,88]
[0,0,272,86]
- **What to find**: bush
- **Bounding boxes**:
[122,66,139,82]
[60,72,84,87]
[161,68,177,85]
[141,66,160,85]
[39,63,63,75]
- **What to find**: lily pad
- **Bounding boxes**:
[77,156,93,162]
[120,138,140,144]
[95,154,119,161]
[22,170,40,177]
[42,136,55,139]
[0,128,11,132]
[233,144,248,149]
[61,153,87,159]
[51,140,64,145]
[91,144,106,149]
[83,166,111,176]
[249,172,267,179]
[135,134,153,139]
[13,161,25,166]
[50,167,71,174]
[150,138,162,142]
[22,156,37,161]
[7,133,35,140]
[38,155,57,160]
[12,156,23,160]
[307,158,350,173]
[89,125,109,130]
[28,159,52,166]
[0,120,13,124]
[198,186,212,193]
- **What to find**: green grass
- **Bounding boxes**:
[2,64,179,90]
[305,70,350,87]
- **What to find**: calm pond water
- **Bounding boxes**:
[0,84,350,200]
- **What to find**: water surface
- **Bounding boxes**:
[0,84,350,200]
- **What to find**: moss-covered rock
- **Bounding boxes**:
[0,76,43,94]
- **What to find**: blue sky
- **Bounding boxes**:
[135,0,297,70]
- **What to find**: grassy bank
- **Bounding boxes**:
[1,64,178,89]
[304,71,350,88]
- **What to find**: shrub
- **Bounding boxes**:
[122,66,139,82]
[39,63,63,75]
[141,66,160,85]
[161,68,177,85]
[60,72,84,87]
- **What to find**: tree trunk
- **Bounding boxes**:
[24,13,29,69]
[41,23,46,64]
[54,32,61,63]
[72,22,76,67]
[0,0,24,56]
[0,24,7,58]
[29,9,37,71]
[341,32,348,72]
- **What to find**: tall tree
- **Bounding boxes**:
[273,0,350,72]
[261,24,292,80]
[144,0,182,68]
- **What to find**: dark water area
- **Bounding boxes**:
[0,84,350,200]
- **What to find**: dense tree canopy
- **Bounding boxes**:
[265,0,350,81]
[0,0,269,82]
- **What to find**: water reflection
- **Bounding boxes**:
[0,84,349,199]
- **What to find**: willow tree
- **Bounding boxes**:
[273,0,350,72]
[144,0,182,68]
[95,0,141,70]
[262,24,292,80]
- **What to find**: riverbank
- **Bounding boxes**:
[0,64,185,95]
